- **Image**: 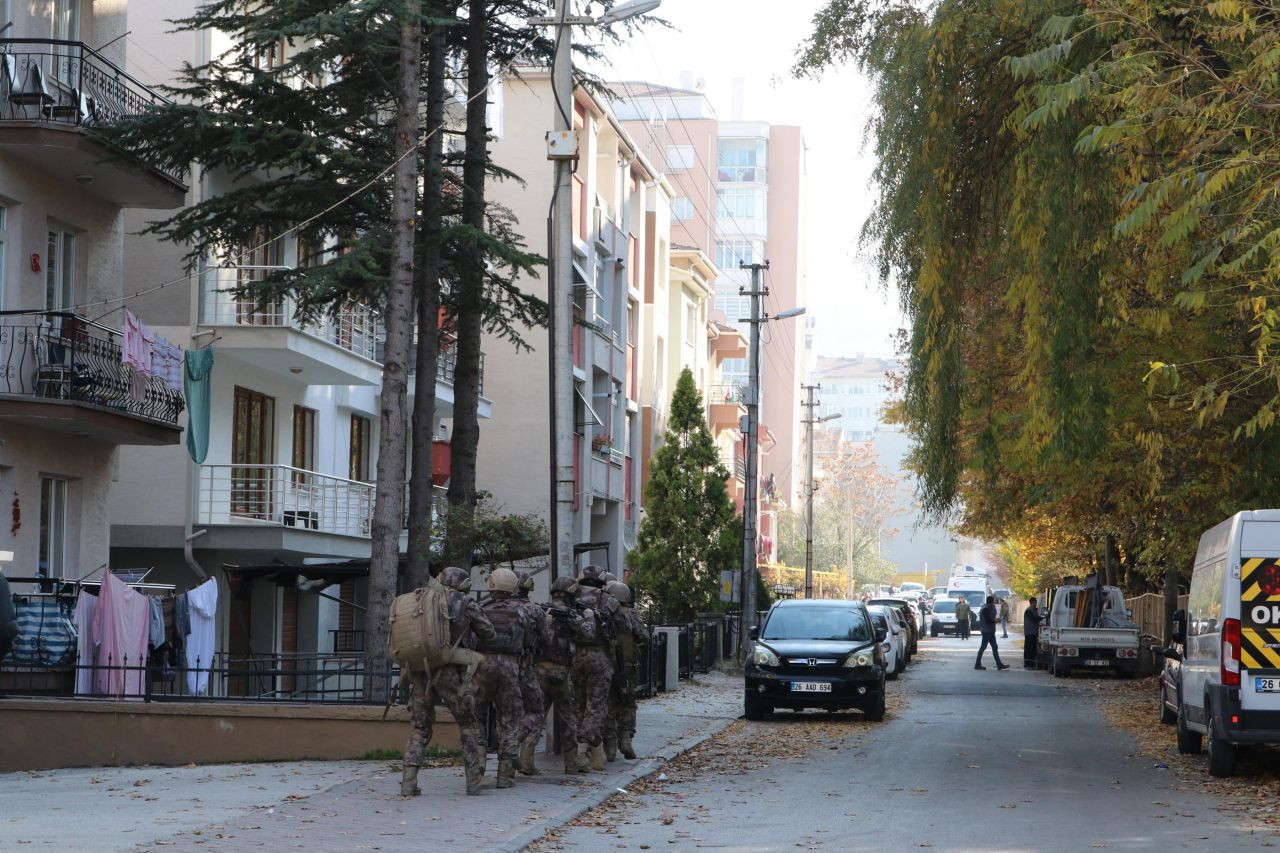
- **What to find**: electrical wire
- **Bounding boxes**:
[72,31,544,318]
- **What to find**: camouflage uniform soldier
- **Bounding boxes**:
[526,576,593,773]
[573,565,619,771]
[402,567,496,797]
[473,568,529,789]
[513,569,549,775]
[604,580,647,760]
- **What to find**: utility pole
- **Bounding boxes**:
[802,383,819,599]
[738,261,767,659]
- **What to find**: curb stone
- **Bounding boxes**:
[486,716,738,853]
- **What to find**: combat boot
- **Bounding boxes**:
[464,762,484,796]
[604,736,618,762]
[618,733,636,760]
[517,741,540,776]
[496,758,516,789]
[589,742,607,772]
[399,765,421,797]
[563,744,582,774]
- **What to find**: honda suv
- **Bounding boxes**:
[744,599,887,722]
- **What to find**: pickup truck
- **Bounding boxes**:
[1041,583,1140,678]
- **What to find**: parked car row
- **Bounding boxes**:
[743,597,925,723]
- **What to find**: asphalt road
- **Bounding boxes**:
[541,631,1278,852]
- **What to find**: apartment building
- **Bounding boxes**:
[478,76,663,574]
[99,1,485,675]
[0,1,187,584]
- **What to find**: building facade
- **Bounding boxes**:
[0,0,187,584]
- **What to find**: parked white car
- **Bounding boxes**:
[930,597,961,637]
[868,604,908,678]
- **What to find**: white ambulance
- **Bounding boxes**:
[1176,510,1280,776]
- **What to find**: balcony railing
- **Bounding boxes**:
[434,339,485,395]
[709,383,747,405]
[203,271,382,362]
[0,39,183,182]
[198,464,375,538]
[0,311,185,426]
[720,451,747,481]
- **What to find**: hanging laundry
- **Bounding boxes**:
[74,590,98,696]
[92,573,150,699]
[176,591,191,639]
[184,578,218,696]
[122,309,149,373]
[10,599,76,667]
[148,596,164,649]
[151,338,184,392]
[184,348,215,464]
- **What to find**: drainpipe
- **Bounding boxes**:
[184,159,209,583]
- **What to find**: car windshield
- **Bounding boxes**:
[763,607,871,642]
[933,599,957,613]
[870,613,888,631]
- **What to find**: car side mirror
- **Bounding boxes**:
[1125,608,1134,619]
[1171,610,1186,644]
[749,625,759,641]
[875,626,887,643]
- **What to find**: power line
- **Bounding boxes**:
[73,32,542,319]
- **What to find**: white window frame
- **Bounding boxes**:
[671,197,694,222]
[665,145,695,172]
[39,476,68,579]
[46,228,75,312]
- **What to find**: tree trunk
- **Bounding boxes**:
[364,0,422,700]
[1163,563,1179,644]
[443,0,488,569]
[406,13,448,590]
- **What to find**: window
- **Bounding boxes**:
[232,387,276,518]
[685,302,698,345]
[1,0,10,30]
[236,230,285,324]
[292,406,316,476]
[715,239,762,271]
[50,0,80,85]
[716,188,761,221]
[350,415,372,482]
[717,138,768,183]
[39,476,67,579]
[672,197,694,221]
[665,145,695,171]
[46,229,75,312]
[251,40,285,70]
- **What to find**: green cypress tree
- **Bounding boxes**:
[627,368,740,622]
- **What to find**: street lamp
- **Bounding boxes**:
[534,0,662,582]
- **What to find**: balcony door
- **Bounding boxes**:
[50,0,80,87]
[232,387,275,519]
[235,233,284,325]
[46,230,75,312]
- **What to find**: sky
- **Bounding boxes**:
[587,0,906,361]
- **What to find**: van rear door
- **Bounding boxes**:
[1239,521,1280,712]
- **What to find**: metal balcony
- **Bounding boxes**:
[0,39,187,206]
[0,311,184,445]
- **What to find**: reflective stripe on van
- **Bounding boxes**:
[1240,557,1280,669]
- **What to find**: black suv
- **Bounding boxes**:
[744,599,888,721]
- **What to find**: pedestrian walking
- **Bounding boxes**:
[954,597,972,640]
[974,595,1009,670]
[1023,596,1042,669]
[999,597,1010,638]
[474,569,530,790]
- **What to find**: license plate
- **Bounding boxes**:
[791,681,832,693]
[1256,677,1280,692]
[1084,660,1109,667]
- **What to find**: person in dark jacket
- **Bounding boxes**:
[1023,597,1042,669]
[975,595,1010,671]
[0,571,15,665]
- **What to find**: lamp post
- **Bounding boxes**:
[531,0,661,581]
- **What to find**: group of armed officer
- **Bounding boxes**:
[400,563,648,796]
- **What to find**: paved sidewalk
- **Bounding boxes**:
[0,672,740,852]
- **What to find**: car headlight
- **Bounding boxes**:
[844,649,874,668]
[881,642,892,653]
[752,645,779,667]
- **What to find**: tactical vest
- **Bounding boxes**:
[575,586,615,647]
[480,597,526,655]
[541,602,577,665]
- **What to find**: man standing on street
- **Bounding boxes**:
[999,597,1011,638]
[975,595,1010,671]
[955,597,972,641]
[1023,596,1042,669]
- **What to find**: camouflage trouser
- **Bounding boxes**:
[572,648,613,747]
[532,660,577,752]
[604,660,638,741]
[403,666,480,773]
[518,660,545,746]
[470,653,523,761]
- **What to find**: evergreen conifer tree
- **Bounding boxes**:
[627,368,740,622]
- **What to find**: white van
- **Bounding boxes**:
[1176,510,1280,776]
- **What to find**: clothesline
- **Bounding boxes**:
[123,308,183,393]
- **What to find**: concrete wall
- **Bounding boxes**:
[0,700,458,772]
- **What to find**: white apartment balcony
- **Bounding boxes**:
[201,271,383,386]
[708,382,746,433]
[589,444,625,504]
[195,464,446,558]
[408,339,492,420]
[0,39,187,207]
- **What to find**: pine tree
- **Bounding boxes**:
[627,369,740,622]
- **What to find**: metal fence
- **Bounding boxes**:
[0,311,185,425]
[0,650,396,704]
